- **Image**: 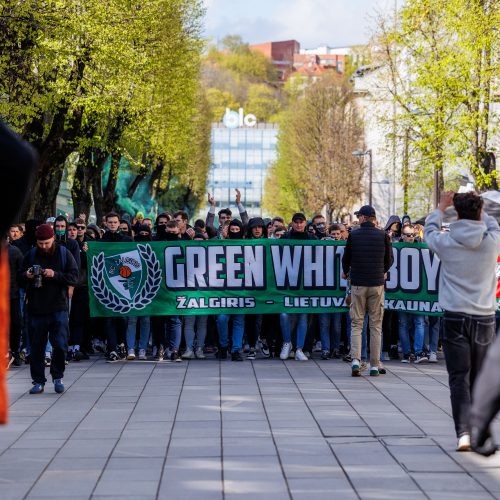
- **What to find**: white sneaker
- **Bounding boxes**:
[138,349,147,360]
[280,342,292,360]
[195,347,205,359]
[126,349,135,360]
[182,349,195,359]
[457,434,471,452]
[382,351,390,361]
[295,349,308,361]
[429,352,438,363]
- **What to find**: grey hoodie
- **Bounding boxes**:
[424,209,500,316]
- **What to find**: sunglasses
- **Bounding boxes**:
[403,233,415,237]
[77,225,86,230]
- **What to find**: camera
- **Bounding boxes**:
[28,265,44,288]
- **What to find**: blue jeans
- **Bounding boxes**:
[217,315,245,353]
[165,316,182,352]
[318,313,341,351]
[184,315,208,350]
[29,311,69,384]
[126,316,151,351]
[399,312,425,354]
[280,313,308,349]
[425,315,440,353]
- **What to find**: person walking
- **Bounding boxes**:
[425,191,500,452]
[342,205,393,377]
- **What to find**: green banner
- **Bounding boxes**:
[87,240,445,317]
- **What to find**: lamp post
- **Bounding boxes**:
[352,149,373,205]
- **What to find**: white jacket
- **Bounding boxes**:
[424,209,500,316]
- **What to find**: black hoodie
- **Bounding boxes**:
[384,215,402,241]
[246,217,268,239]
[228,219,244,239]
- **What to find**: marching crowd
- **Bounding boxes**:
[6,189,440,392]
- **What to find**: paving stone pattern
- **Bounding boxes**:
[1,357,500,499]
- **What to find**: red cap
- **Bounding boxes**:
[35,224,55,240]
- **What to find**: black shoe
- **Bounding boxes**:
[170,351,181,362]
[154,346,164,361]
[217,347,228,360]
[260,340,270,358]
[321,350,331,360]
[12,353,22,367]
[73,350,89,361]
[117,343,127,359]
[231,351,243,361]
[343,353,352,363]
[331,349,341,359]
[106,351,120,363]
[471,426,497,457]
[389,345,400,360]
[246,348,256,360]
[66,351,74,363]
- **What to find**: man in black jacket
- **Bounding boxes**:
[342,205,393,377]
[21,224,79,394]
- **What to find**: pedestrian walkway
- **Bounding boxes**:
[2,358,500,499]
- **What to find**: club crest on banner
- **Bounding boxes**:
[91,244,162,313]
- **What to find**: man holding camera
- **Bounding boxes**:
[21,224,79,394]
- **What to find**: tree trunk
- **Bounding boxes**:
[71,147,94,219]
[103,151,120,214]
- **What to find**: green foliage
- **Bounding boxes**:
[377,0,500,202]
[263,74,364,221]
[0,0,209,218]
[202,35,281,124]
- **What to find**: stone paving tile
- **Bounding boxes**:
[1,358,499,500]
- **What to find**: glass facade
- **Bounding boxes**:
[208,123,279,214]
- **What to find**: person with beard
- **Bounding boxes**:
[101,212,133,362]
[21,224,79,394]
[126,225,152,361]
[244,218,268,359]
[280,213,316,362]
[216,219,245,361]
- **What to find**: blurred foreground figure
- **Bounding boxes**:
[0,122,37,423]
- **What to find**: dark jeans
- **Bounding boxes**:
[105,317,127,353]
[470,330,500,436]
[442,311,496,437]
[151,316,182,351]
[69,287,90,347]
[29,311,69,384]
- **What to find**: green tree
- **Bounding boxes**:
[0,0,208,220]
[263,74,364,221]
[246,84,281,122]
[377,0,500,209]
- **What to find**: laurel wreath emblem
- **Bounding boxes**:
[91,244,162,313]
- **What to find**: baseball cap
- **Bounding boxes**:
[354,205,376,217]
[292,212,306,222]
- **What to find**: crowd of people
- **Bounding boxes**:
[6,189,440,382]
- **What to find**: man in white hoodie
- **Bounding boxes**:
[425,191,500,452]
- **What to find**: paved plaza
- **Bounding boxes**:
[1,356,500,500]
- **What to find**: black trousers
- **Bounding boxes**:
[29,311,69,384]
[442,311,496,437]
[69,287,90,347]
[9,296,22,353]
[470,329,500,435]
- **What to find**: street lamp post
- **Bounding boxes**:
[352,149,373,205]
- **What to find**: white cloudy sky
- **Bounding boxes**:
[203,0,399,48]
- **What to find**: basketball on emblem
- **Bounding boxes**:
[119,266,132,278]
